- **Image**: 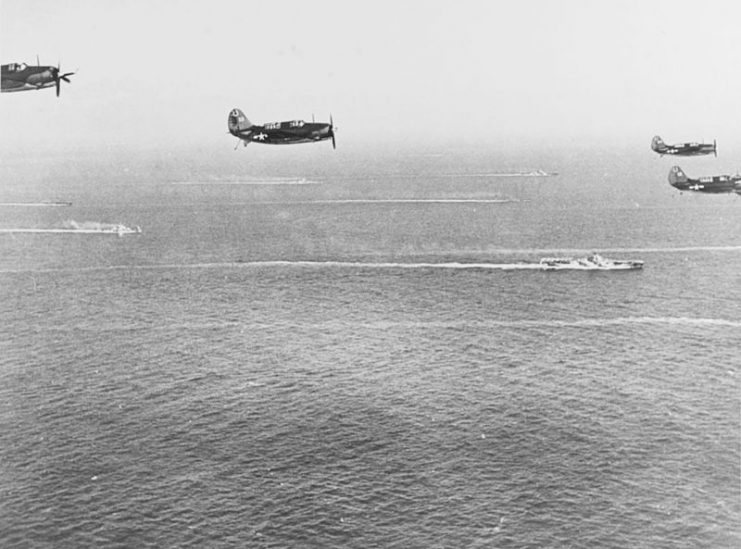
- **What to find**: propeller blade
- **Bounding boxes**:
[714,139,717,157]
[51,64,73,96]
[329,114,336,149]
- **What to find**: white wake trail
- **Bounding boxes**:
[172,177,321,186]
[0,221,140,236]
[0,229,127,235]
[0,261,542,275]
[0,202,72,207]
[241,260,541,269]
[491,317,741,329]
[256,199,517,205]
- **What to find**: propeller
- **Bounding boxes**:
[714,139,717,157]
[51,64,74,97]
[329,114,336,149]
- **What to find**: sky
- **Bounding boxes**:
[1,0,741,153]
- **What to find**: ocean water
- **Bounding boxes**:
[0,143,739,548]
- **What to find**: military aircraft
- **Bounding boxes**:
[668,166,741,194]
[228,109,336,149]
[1,61,74,97]
[651,135,716,157]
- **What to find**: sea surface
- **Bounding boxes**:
[1,143,739,548]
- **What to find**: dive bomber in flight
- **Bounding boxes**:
[668,166,741,194]
[651,135,717,157]
[1,61,74,97]
[228,109,336,149]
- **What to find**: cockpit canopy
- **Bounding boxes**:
[264,120,305,130]
[6,63,28,72]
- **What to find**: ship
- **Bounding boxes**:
[0,224,142,237]
[108,224,142,237]
[539,254,643,271]
[65,221,142,236]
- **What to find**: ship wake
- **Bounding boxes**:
[0,220,140,236]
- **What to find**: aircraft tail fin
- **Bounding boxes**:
[228,108,253,136]
[668,166,688,187]
[651,135,665,153]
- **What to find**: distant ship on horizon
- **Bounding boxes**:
[539,254,643,271]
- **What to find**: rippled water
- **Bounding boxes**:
[1,145,739,547]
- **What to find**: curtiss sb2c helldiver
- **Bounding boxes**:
[228,109,336,149]
[668,166,741,195]
[650,135,716,157]
[1,60,74,97]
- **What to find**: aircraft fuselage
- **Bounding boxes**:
[242,122,334,145]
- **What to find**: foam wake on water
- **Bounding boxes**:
[447,170,556,178]
[172,177,322,185]
[489,317,741,328]
[0,220,140,236]
[0,261,540,274]
[23,316,741,333]
[64,221,123,231]
[343,317,741,329]
[0,201,72,207]
[353,170,555,179]
[257,199,518,205]
[240,260,540,269]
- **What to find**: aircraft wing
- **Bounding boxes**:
[267,129,309,142]
[0,77,26,91]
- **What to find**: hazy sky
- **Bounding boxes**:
[1,0,740,152]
